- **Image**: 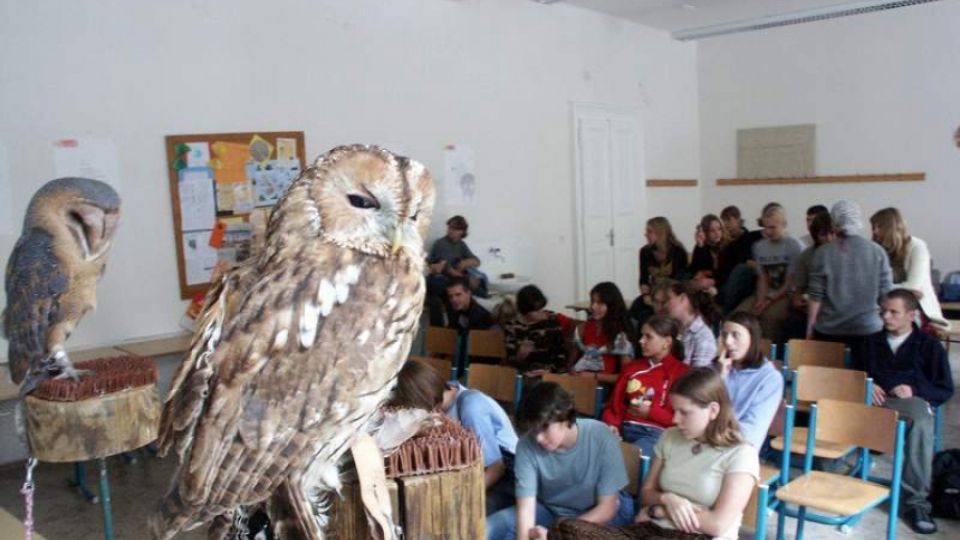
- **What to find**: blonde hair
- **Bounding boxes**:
[870,208,911,282]
[647,216,685,254]
[761,205,787,224]
[670,368,744,448]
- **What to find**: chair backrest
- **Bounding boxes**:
[785,339,846,369]
[425,326,458,357]
[467,329,506,360]
[794,365,867,404]
[619,441,642,497]
[467,364,519,405]
[760,338,773,359]
[541,373,600,417]
[814,399,899,454]
[409,355,453,380]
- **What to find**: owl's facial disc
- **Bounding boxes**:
[66,203,119,260]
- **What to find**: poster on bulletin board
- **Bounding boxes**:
[165,131,306,300]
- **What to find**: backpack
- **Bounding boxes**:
[941,271,960,302]
[930,449,960,518]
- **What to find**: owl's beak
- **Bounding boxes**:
[391,228,403,255]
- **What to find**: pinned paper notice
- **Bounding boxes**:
[210,141,250,184]
[178,167,216,231]
[0,143,12,235]
[53,137,121,190]
[443,144,476,206]
[183,230,218,285]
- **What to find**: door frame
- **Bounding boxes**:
[571,101,643,301]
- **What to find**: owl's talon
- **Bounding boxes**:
[54,367,92,381]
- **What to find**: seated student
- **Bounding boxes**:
[444,276,494,334]
[425,215,483,323]
[628,278,673,330]
[856,289,954,534]
[550,368,759,540]
[736,204,804,343]
[715,311,783,450]
[388,360,519,515]
[666,281,719,368]
[689,214,728,293]
[716,205,765,313]
[783,211,833,339]
[799,204,829,247]
[502,285,574,374]
[570,282,635,378]
[602,315,690,457]
[639,217,690,297]
[871,208,950,334]
[486,382,634,540]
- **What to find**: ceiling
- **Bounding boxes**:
[559,0,908,34]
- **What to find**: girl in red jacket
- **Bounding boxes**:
[602,315,689,457]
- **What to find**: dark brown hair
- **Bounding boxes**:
[641,315,684,359]
[720,206,741,221]
[884,288,920,313]
[515,381,577,436]
[446,215,469,237]
[668,280,720,328]
[809,212,834,245]
[723,311,765,369]
[670,367,744,448]
[590,281,634,343]
[386,361,448,410]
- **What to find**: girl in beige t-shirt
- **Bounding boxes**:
[551,367,759,540]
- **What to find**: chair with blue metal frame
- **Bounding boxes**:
[774,399,907,540]
[770,366,872,470]
[541,372,605,418]
[464,363,523,414]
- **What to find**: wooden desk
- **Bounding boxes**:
[115,333,192,357]
[565,301,591,312]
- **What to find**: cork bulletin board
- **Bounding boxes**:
[165,131,306,299]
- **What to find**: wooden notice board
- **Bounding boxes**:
[165,131,306,299]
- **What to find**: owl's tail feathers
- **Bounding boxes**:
[149,481,205,540]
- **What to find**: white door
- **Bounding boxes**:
[573,104,644,301]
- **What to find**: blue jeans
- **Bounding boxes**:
[621,423,664,458]
[486,492,635,540]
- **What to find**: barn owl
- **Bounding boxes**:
[152,145,435,539]
[3,177,120,393]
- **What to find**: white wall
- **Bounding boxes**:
[0,0,699,354]
[698,1,960,272]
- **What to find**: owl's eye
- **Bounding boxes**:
[410,211,419,222]
[347,194,379,210]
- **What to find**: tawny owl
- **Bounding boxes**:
[3,177,120,393]
[152,145,435,539]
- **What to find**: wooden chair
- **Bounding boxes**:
[774,399,906,540]
[409,355,455,381]
[425,326,458,357]
[541,373,604,418]
[741,481,772,540]
[619,441,643,497]
[770,366,868,464]
[466,328,507,362]
[782,339,847,370]
[465,364,522,413]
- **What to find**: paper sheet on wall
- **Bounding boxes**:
[443,144,476,206]
[178,167,217,231]
[52,138,121,190]
[182,230,218,285]
[0,143,12,235]
[210,141,250,184]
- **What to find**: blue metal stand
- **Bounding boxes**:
[68,462,99,503]
[97,458,115,540]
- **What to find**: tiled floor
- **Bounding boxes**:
[0,350,957,539]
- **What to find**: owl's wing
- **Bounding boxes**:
[174,254,365,507]
[157,262,255,459]
[2,230,68,383]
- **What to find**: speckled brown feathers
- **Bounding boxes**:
[152,145,435,539]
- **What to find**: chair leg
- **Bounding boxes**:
[795,505,807,540]
[776,502,788,540]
